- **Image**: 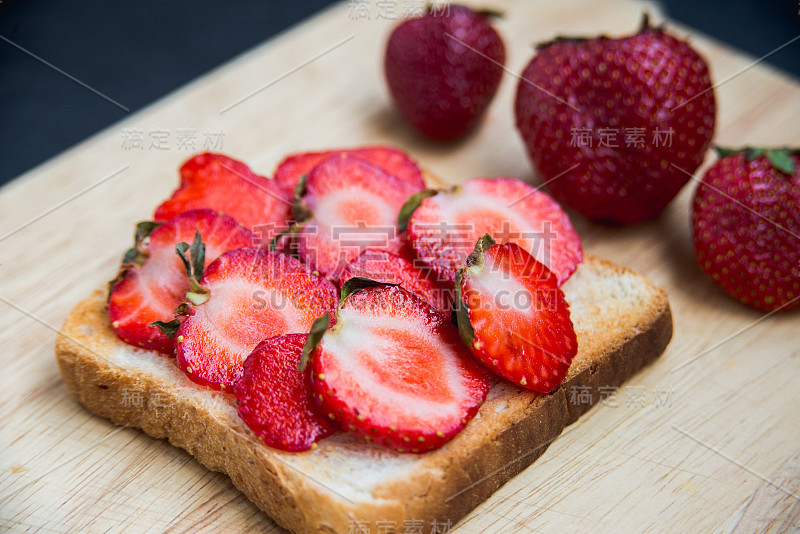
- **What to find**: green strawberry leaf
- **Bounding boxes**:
[189,231,205,282]
[765,149,796,175]
[121,221,162,266]
[299,313,330,372]
[149,300,195,338]
[476,8,504,19]
[538,13,661,50]
[107,221,163,302]
[535,35,594,49]
[453,234,496,349]
[744,148,765,161]
[268,222,303,252]
[120,248,139,265]
[134,221,161,246]
[175,232,206,284]
[339,276,397,307]
[715,146,798,175]
[714,146,741,158]
[150,319,181,338]
[453,268,475,348]
[397,189,439,233]
[292,174,313,222]
[299,276,400,371]
[176,241,192,279]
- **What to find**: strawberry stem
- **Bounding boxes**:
[466,233,497,268]
[175,231,211,306]
[293,173,308,200]
[638,12,664,33]
[292,197,313,223]
[176,232,206,285]
[291,173,314,223]
[186,289,209,306]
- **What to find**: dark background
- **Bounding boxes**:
[1,0,798,186]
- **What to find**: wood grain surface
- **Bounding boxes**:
[1,0,799,532]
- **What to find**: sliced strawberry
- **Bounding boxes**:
[294,154,423,280]
[455,236,578,393]
[155,152,292,234]
[176,247,337,389]
[273,145,425,197]
[234,333,334,451]
[307,281,490,453]
[339,247,453,312]
[406,177,583,284]
[108,209,254,354]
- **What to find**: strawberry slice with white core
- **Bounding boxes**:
[295,154,423,279]
[273,145,425,197]
[155,152,292,236]
[308,282,490,452]
[234,333,334,451]
[176,247,337,389]
[339,247,453,312]
[407,177,582,284]
[108,209,255,353]
[456,236,578,393]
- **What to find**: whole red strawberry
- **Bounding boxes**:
[384,5,505,141]
[693,147,800,312]
[514,16,716,223]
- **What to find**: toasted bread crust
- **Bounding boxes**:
[560,256,673,423]
[55,255,671,533]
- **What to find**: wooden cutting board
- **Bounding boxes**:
[1,0,798,531]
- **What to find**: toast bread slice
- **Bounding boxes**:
[55,253,671,532]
